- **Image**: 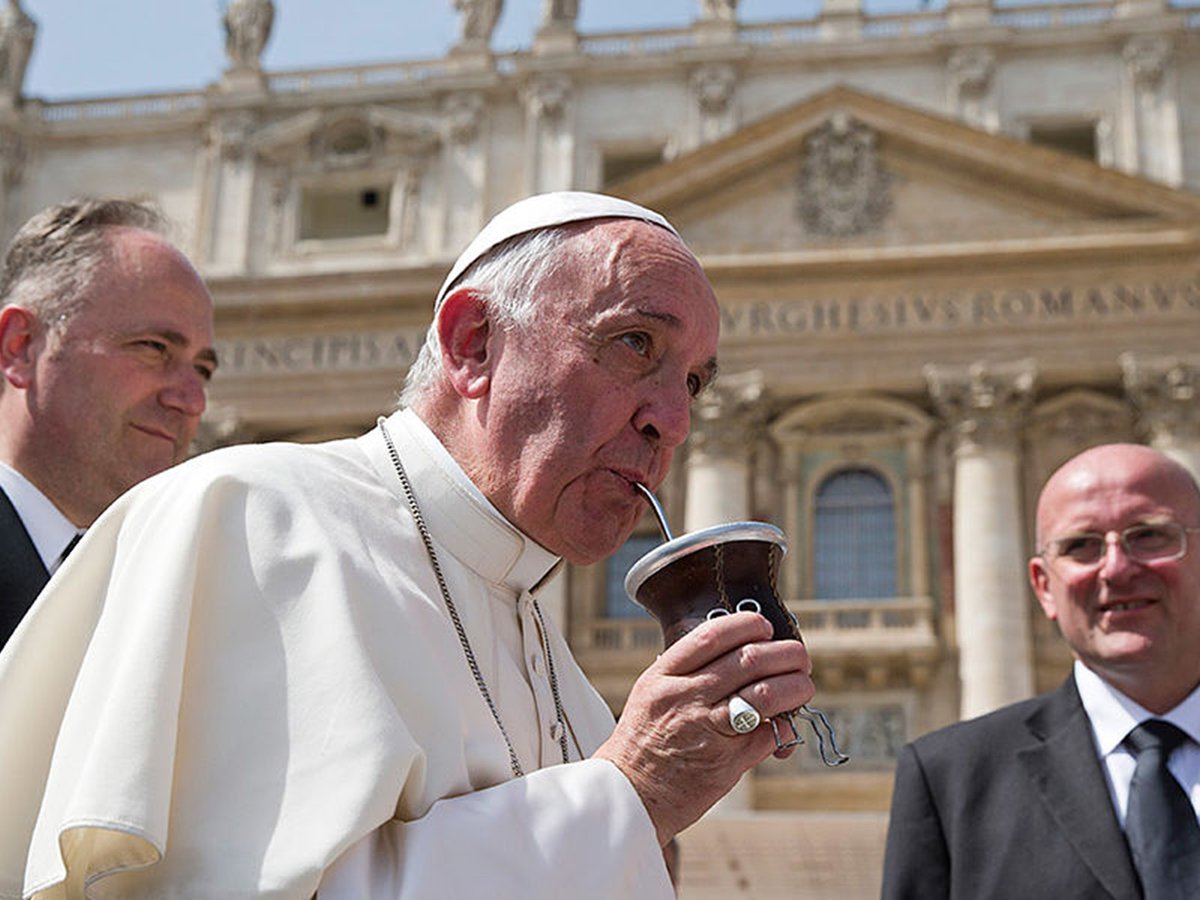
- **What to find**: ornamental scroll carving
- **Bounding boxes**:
[925,359,1037,451]
[797,112,893,238]
[1120,353,1200,443]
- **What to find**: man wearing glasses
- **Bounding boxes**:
[883,443,1200,899]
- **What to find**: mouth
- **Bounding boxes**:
[132,424,179,446]
[1098,598,1155,616]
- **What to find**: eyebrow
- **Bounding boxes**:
[157,328,220,371]
[631,307,719,385]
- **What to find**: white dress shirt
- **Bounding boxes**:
[1075,659,1200,827]
[0,462,81,574]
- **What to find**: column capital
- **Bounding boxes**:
[523,72,572,121]
[443,91,485,143]
[1123,34,1171,89]
[1120,352,1200,445]
[690,370,767,463]
[925,359,1036,451]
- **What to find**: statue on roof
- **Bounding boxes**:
[700,0,738,22]
[541,0,579,28]
[223,0,275,70]
[454,0,502,46]
[0,1,36,105]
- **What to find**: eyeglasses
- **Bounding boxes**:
[1039,522,1200,568]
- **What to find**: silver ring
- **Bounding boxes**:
[728,696,762,734]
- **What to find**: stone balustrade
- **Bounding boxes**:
[30,0,1189,127]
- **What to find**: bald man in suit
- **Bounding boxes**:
[882,444,1200,899]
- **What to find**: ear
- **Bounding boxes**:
[0,305,41,390]
[436,288,496,400]
[1028,556,1059,621]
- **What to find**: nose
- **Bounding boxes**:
[1098,532,1137,581]
[160,367,208,420]
[632,381,693,449]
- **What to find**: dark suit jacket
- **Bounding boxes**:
[0,486,49,649]
[882,676,1142,900]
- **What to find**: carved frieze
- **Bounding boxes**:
[797,112,893,238]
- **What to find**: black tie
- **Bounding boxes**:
[1124,720,1200,899]
[56,531,82,568]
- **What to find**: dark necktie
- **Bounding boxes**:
[1124,720,1200,899]
[56,531,82,569]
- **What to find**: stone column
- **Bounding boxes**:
[1120,35,1182,187]
[200,110,259,273]
[440,91,487,254]
[522,73,574,194]
[685,370,765,531]
[1120,353,1200,482]
[926,360,1036,720]
[685,371,765,812]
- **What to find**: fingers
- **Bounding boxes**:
[653,611,813,711]
[654,610,780,677]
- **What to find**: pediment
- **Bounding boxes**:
[253,106,440,167]
[610,85,1200,258]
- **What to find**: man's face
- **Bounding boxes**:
[472,220,720,565]
[1029,446,1200,709]
[22,227,216,524]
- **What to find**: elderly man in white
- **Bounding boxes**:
[0,192,815,899]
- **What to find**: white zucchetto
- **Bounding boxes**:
[434,191,680,309]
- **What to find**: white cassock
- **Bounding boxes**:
[0,408,672,899]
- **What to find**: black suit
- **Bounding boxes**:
[0,486,49,649]
[882,677,1142,899]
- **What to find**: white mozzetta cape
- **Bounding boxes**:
[0,409,671,899]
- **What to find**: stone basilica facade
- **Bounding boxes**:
[2,0,1198,894]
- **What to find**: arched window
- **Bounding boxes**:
[813,468,896,599]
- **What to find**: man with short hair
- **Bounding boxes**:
[0,198,217,648]
[0,192,815,898]
[882,443,1200,899]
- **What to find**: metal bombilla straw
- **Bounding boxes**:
[632,484,849,767]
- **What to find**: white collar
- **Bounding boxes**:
[1074,659,1200,755]
[0,461,82,573]
[363,408,560,596]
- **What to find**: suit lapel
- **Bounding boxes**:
[1017,677,1141,899]
[0,486,50,646]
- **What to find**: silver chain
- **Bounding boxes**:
[378,417,570,779]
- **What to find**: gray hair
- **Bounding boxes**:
[399,224,582,408]
[0,198,169,330]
